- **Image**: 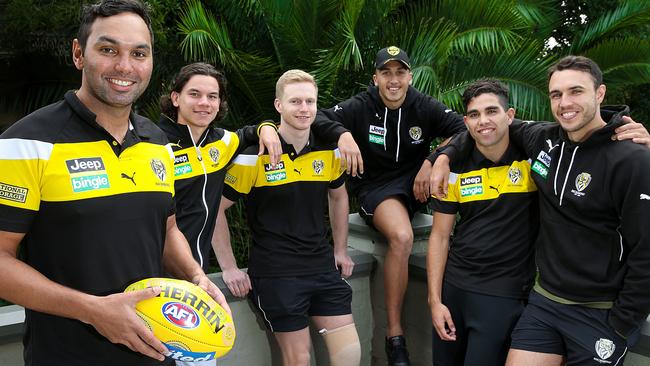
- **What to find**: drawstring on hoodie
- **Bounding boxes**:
[382,107,403,162]
[187,125,210,268]
[556,143,579,206]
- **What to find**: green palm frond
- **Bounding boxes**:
[513,0,560,37]
[584,38,650,76]
[570,0,650,53]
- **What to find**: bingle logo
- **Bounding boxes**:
[66,157,105,173]
[162,302,200,329]
[460,176,482,186]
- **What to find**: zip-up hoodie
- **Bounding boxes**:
[159,115,258,271]
[315,85,464,193]
[446,106,650,337]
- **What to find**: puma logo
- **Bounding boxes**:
[294,168,302,175]
[121,172,136,186]
[546,139,559,152]
[641,194,650,200]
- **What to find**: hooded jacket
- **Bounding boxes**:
[315,85,464,193]
[446,106,650,337]
[159,115,257,271]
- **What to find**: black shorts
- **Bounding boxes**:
[432,282,525,366]
[249,271,353,332]
[356,173,423,227]
[510,290,639,365]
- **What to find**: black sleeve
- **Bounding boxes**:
[508,119,555,159]
[439,131,474,165]
[423,94,465,138]
[236,120,277,150]
[608,148,650,337]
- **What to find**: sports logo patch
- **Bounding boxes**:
[536,151,552,167]
[387,46,400,56]
[264,161,286,182]
[409,126,422,141]
[209,147,220,164]
[0,182,28,203]
[174,164,192,176]
[264,161,285,172]
[225,173,237,184]
[459,175,483,197]
[594,338,615,362]
[150,159,167,182]
[174,154,189,165]
[508,166,522,184]
[312,160,325,175]
[531,161,548,179]
[66,157,105,173]
[162,302,200,329]
[460,176,482,186]
[369,125,386,136]
[575,172,591,192]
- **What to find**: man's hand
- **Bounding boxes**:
[413,160,433,202]
[259,124,282,165]
[192,274,232,316]
[613,116,650,148]
[222,268,252,298]
[430,155,451,199]
[86,287,168,361]
[430,302,456,341]
[334,250,355,278]
[337,132,363,177]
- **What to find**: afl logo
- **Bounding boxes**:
[162,302,200,329]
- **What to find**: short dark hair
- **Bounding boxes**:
[462,79,510,111]
[77,0,153,51]
[548,55,603,89]
[160,62,229,124]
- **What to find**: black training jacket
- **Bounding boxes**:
[315,85,464,193]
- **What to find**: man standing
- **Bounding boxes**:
[315,46,465,365]
[433,56,650,365]
[428,80,536,365]
[215,70,361,366]
[0,1,228,365]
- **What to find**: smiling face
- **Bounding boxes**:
[373,61,412,109]
[464,93,514,152]
[274,81,317,132]
[72,12,153,112]
[172,74,221,132]
[548,69,606,142]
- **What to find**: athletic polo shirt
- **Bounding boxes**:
[0,91,175,366]
[223,133,346,277]
[431,144,537,299]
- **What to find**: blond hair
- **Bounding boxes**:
[275,69,318,99]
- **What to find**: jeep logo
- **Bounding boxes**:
[66,157,105,173]
[174,154,189,165]
[264,161,285,172]
[460,176,482,186]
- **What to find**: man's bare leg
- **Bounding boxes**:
[372,197,413,337]
[274,327,312,366]
[506,349,563,366]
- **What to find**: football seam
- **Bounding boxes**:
[138,311,222,348]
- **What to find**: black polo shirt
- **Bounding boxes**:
[431,143,537,299]
[0,91,174,366]
[223,133,346,277]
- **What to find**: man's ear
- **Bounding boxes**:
[171,91,180,107]
[72,39,84,70]
[372,74,378,86]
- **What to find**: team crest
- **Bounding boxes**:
[508,166,522,184]
[312,160,325,175]
[387,46,400,56]
[575,172,592,192]
[150,159,167,182]
[594,338,615,361]
[409,126,422,141]
[209,147,220,163]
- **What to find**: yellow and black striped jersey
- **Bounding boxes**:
[431,144,537,299]
[0,91,174,366]
[223,133,345,277]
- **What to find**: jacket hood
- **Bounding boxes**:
[559,105,629,147]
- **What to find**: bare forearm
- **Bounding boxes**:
[427,231,450,305]
[328,188,349,252]
[213,208,239,271]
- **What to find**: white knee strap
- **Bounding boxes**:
[320,323,361,366]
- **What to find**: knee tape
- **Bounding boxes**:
[320,323,361,366]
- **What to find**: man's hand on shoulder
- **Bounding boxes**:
[613,116,650,149]
[337,132,363,177]
[259,124,282,165]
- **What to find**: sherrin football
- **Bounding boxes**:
[124,277,236,362]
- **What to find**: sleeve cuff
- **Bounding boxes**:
[256,120,278,137]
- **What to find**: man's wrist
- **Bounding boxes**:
[256,120,278,136]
